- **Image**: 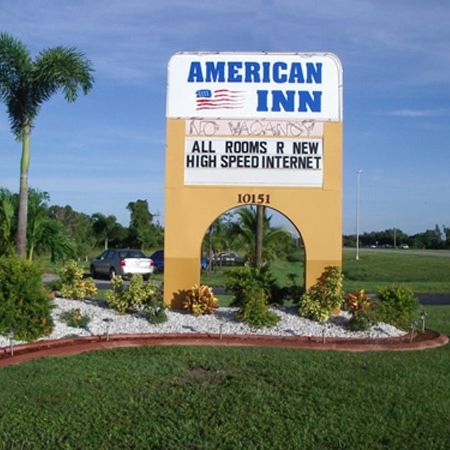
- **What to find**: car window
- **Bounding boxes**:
[124,250,146,258]
[98,251,108,260]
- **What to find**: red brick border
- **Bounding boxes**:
[0,330,448,368]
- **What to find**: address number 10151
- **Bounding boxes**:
[237,193,271,205]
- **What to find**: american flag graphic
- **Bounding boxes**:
[195,89,244,110]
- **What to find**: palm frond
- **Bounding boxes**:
[0,32,35,137]
[0,32,32,100]
[33,47,94,103]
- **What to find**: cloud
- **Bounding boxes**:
[386,109,449,117]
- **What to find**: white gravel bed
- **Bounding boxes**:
[0,297,406,348]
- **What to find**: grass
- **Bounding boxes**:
[0,306,449,449]
[201,250,450,294]
[343,249,450,293]
[202,258,304,287]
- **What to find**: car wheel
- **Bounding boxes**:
[109,267,117,279]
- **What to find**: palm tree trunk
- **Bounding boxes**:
[16,124,31,258]
[256,205,264,267]
[207,226,213,273]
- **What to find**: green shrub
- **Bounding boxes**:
[299,266,344,322]
[0,256,54,341]
[105,275,144,313]
[237,284,280,329]
[344,290,375,331]
[47,278,63,292]
[226,265,283,306]
[60,308,90,328]
[183,284,219,316]
[375,286,420,330]
[349,310,374,331]
[58,260,97,300]
[105,275,164,320]
[145,305,168,324]
[144,284,167,324]
[287,253,302,262]
[286,272,304,304]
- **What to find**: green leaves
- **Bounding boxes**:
[236,285,280,329]
[375,286,420,330]
[299,266,344,322]
[226,265,281,328]
[0,255,53,341]
[105,274,164,319]
[0,31,94,136]
[0,32,32,99]
[60,308,90,329]
[33,46,94,103]
[0,188,16,256]
[58,260,97,300]
[226,264,283,306]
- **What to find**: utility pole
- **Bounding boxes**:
[356,169,363,261]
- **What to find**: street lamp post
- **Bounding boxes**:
[356,169,363,261]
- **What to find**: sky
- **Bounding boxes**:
[0,0,449,235]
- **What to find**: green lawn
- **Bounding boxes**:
[202,250,450,294]
[202,258,304,287]
[0,306,449,449]
[343,249,450,293]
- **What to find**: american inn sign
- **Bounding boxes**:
[164,53,343,307]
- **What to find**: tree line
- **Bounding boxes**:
[343,225,450,249]
[0,187,163,261]
[0,186,300,265]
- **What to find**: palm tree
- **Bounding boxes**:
[203,213,235,271]
[91,213,121,250]
[0,188,17,256]
[232,206,294,266]
[0,32,94,257]
[26,188,77,261]
[26,189,51,261]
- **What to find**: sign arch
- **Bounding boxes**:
[199,203,307,280]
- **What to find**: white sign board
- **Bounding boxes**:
[184,136,323,187]
[167,52,342,120]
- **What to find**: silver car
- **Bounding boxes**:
[90,249,155,279]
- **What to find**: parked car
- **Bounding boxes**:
[150,249,208,272]
[90,249,155,279]
[399,244,409,249]
[150,250,164,272]
[214,251,245,266]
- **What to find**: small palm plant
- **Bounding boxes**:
[0,32,94,257]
